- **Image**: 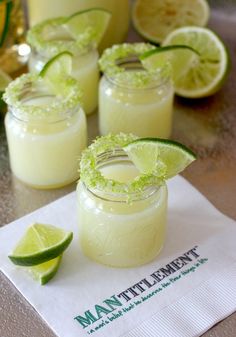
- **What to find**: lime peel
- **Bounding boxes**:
[26,255,62,285]
[9,223,73,266]
[124,138,196,179]
[140,45,200,83]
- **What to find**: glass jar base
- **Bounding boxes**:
[12,174,79,190]
[82,245,164,269]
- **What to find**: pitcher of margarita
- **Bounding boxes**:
[27,9,111,115]
[99,43,174,138]
[27,0,129,52]
[3,69,87,189]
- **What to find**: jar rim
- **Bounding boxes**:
[3,73,82,121]
[99,43,172,90]
[83,181,161,204]
[27,17,97,58]
[104,60,172,91]
[79,134,164,202]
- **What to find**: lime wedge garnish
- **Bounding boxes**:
[26,255,62,285]
[140,45,199,82]
[163,26,230,98]
[39,51,73,94]
[63,8,111,45]
[0,69,11,112]
[124,138,196,178]
[132,0,210,43]
[9,223,73,266]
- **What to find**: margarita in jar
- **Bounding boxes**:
[27,9,111,115]
[3,53,87,189]
[27,0,129,52]
[77,134,196,267]
[99,43,174,138]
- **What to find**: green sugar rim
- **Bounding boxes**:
[98,43,171,88]
[3,73,82,119]
[27,17,96,57]
[79,133,164,198]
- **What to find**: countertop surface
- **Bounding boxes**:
[1,3,236,337]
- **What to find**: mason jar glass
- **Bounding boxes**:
[77,138,168,268]
[99,59,174,138]
[4,74,87,189]
[27,18,100,115]
[27,0,129,52]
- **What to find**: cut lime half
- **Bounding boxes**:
[163,27,230,98]
[132,0,210,43]
[9,223,73,266]
[140,45,199,83]
[63,8,111,45]
[124,138,196,178]
[26,255,62,285]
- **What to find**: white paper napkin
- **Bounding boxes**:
[0,176,236,337]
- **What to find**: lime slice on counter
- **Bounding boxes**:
[39,51,73,94]
[163,26,230,98]
[140,45,199,82]
[26,255,62,285]
[132,0,210,43]
[124,138,196,178]
[9,223,73,266]
[63,8,111,44]
[0,69,11,112]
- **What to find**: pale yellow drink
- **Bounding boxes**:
[4,74,87,189]
[99,75,174,138]
[77,141,168,268]
[29,48,99,115]
[98,43,174,138]
[27,0,129,52]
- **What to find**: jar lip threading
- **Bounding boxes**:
[3,73,82,122]
[104,57,172,91]
[79,134,164,199]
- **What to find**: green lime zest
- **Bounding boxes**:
[27,8,111,58]
[99,43,156,76]
[3,72,82,120]
[79,134,165,199]
[27,17,92,57]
